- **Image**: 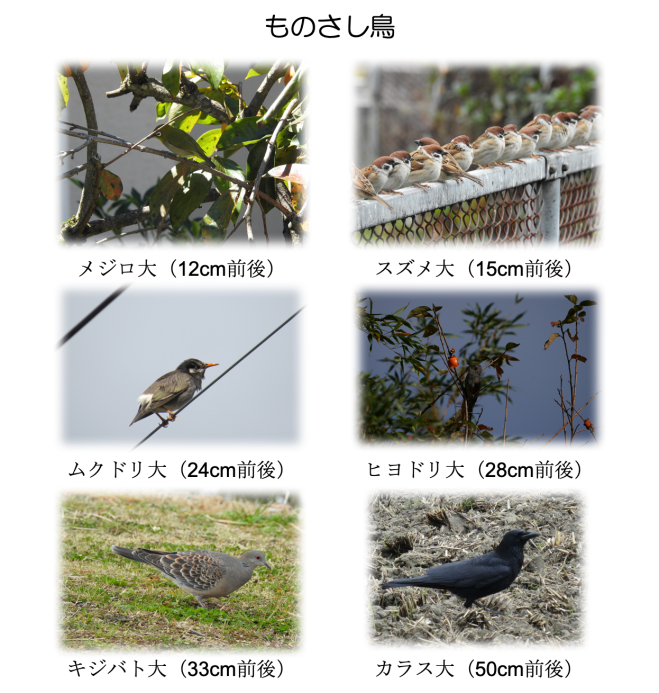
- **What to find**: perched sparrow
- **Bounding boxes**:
[566,111,579,147]
[361,156,400,194]
[471,126,506,167]
[564,112,579,147]
[382,150,413,192]
[581,105,606,115]
[582,106,603,141]
[442,136,474,172]
[544,112,571,150]
[499,124,522,166]
[522,114,552,149]
[568,111,593,147]
[352,164,392,209]
[517,126,541,161]
[414,137,485,187]
[587,114,602,141]
[440,151,484,186]
[404,144,446,189]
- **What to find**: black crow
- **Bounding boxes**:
[380,529,539,611]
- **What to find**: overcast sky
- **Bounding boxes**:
[53,280,309,453]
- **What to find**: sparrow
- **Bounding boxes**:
[564,112,579,147]
[441,136,475,172]
[499,125,522,166]
[382,150,413,193]
[440,153,485,186]
[517,126,541,161]
[414,137,439,148]
[580,105,606,115]
[569,110,594,147]
[521,114,552,150]
[416,137,482,186]
[471,126,506,167]
[404,144,446,190]
[582,106,603,141]
[588,113,602,141]
[359,157,400,194]
[352,164,393,209]
[544,112,571,150]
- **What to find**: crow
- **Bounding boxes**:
[380,529,539,612]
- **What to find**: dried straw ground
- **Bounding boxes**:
[362,486,590,652]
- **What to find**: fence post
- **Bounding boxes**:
[540,178,560,245]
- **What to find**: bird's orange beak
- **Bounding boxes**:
[205,363,218,368]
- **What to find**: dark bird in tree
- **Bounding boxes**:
[381,529,539,612]
[464,363,482,421]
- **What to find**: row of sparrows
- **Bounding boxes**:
[353,105,603,209]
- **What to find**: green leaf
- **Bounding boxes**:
[407,306,432,318]
[580,300,597,306]
[170,171,213,231]
[423,325,438,338]
[168,103,200,132]
[504,342,520,350]
[197,129,223,157]
[247,62,275,78]
[148,162,196,224]
[156,102,171,120]
[162,60,181,97]
[564,294,578,304]
[213,157,246,223]
[217,116,277,149]
[189,61,224,90]
[57,74,68,116]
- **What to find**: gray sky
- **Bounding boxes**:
[360,291,599,446]
[62,289,300,443]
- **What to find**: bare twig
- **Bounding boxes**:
[244,61,285,118]
[503,378,510,447]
